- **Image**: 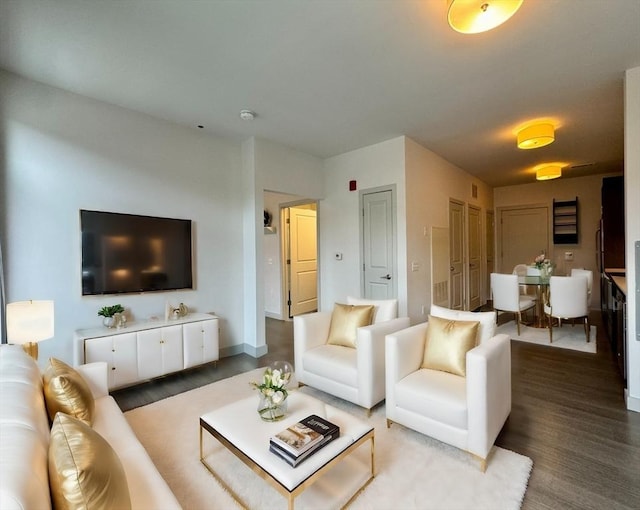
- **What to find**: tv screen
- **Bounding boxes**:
[80,210,193,295]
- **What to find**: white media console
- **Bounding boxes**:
[74,313,219,390]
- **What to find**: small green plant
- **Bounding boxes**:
[98,304,124,318]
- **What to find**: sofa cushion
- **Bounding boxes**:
[302,344,358,387]
[48,413,131,510]
[326,303,374,348]
[430,304,496,345]
[43,358,95,426]
[396,368,468,430]
[346,296,398,323]
[421,315,479,377]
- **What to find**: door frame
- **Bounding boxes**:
[359,185,397,299]
[279,199,320,320]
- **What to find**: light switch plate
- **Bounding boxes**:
[564,251,574,261]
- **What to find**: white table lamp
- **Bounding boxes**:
[6,300,55,360]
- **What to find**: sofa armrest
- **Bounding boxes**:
[355,317,411,408]
[75,362,109,399]
[293,311,332,380]
[465,333,511,459]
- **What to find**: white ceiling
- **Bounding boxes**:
[1,0,639,187]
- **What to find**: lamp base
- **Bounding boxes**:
[22,342,38,360]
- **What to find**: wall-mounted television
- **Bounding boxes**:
[80,210,193,296]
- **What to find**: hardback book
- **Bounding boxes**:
[269,433,337,468]
[270,414,340,458]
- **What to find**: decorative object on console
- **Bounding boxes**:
[6,299,54,359]
[98,304,124,328]
[251,362,292,422]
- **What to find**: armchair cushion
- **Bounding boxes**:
[430,304,496,345]
[346,296,398,323]
[421,316,479,376]
[326,303,374,348]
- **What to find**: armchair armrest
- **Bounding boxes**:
[466,333,511,459]
[385,322,428,410]
[356,317,410,408]
[74,362,109,399]
[293,311,332,379]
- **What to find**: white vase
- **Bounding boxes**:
[103,316,116,328]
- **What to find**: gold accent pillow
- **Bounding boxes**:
[43,357,95,426]
[49,413,131,510]
[326,303,375,348]
[421,315,480,376]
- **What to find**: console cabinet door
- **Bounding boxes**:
[183,319,219,368]
[137,325,183,379]
[85,333,138,389]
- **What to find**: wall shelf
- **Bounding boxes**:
[553,197,578,244]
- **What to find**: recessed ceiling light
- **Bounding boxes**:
[239,110,256,121]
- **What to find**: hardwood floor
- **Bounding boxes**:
[113,314,640,509]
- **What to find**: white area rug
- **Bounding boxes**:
[496,320,596,353]
[125,368,532,510]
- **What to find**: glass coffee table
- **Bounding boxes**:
[199,391,375,510]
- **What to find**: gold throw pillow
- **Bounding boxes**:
[326,303,375,348]
[421,315,480,376]
[49,413,131,510]
[43,357,95,426]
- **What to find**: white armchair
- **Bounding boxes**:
[385,305,511,471]
[294,297,410,413]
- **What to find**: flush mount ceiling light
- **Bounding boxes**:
[239,109,256,121]
[517,122,555,149]
[536,165,562,181]
[447,0,523,34]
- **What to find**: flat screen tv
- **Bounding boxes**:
[80,210,193,296]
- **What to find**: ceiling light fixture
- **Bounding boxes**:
[447,0,523,34]
[536,165,562,181]
[517,122,555,149]
[239,110,256,121]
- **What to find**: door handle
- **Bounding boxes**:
[380,274,391,280]
[450,266,455,271]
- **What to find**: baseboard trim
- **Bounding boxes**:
[219,343,268,359]
[625,389,640,412]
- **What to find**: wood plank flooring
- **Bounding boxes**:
[113,314,640,509]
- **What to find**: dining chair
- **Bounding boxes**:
[570,268,593,307]
[490,273,536,335]
[513,264,534,298]
[543,275,590,343]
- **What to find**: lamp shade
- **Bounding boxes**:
[536,165,562,181]
[6,300,55,345]
[517,123,555,149]
[447,0,523,34]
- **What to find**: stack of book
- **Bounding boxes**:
[269,414,340,467]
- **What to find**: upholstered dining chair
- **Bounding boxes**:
[294,297,410,414]
[385,304,511,472]
[513,264,534,298]
[570,268,593,307]
[490,273,536,335]
[544,275,590,343]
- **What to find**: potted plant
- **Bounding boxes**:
[98,304,124,328]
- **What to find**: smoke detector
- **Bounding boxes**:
[239,109,256,121]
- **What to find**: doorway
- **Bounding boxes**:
[449,199,464,310]
[360,187,397,299]
[281,202,318,318]
[499,205,549,273]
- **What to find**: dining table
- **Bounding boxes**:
[518,275,551,328]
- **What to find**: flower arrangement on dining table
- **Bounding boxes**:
[533,252,555,277]
[250,363,292,421]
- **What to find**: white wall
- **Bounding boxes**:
[320,137,407,313]
[494,173,618,309]
[405,138,493,322]
[624,66,640,412]
[0,70,245,364]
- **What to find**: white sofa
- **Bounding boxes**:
[0,345,181,510]
[385,305,511,471]
[294,297,410,412]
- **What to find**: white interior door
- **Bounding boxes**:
[362,189,396,299]
[288,206,317,317]
[486,210,495,301]
[467,205,482,311]
[499,206,549,273]
[449,200,464,310]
